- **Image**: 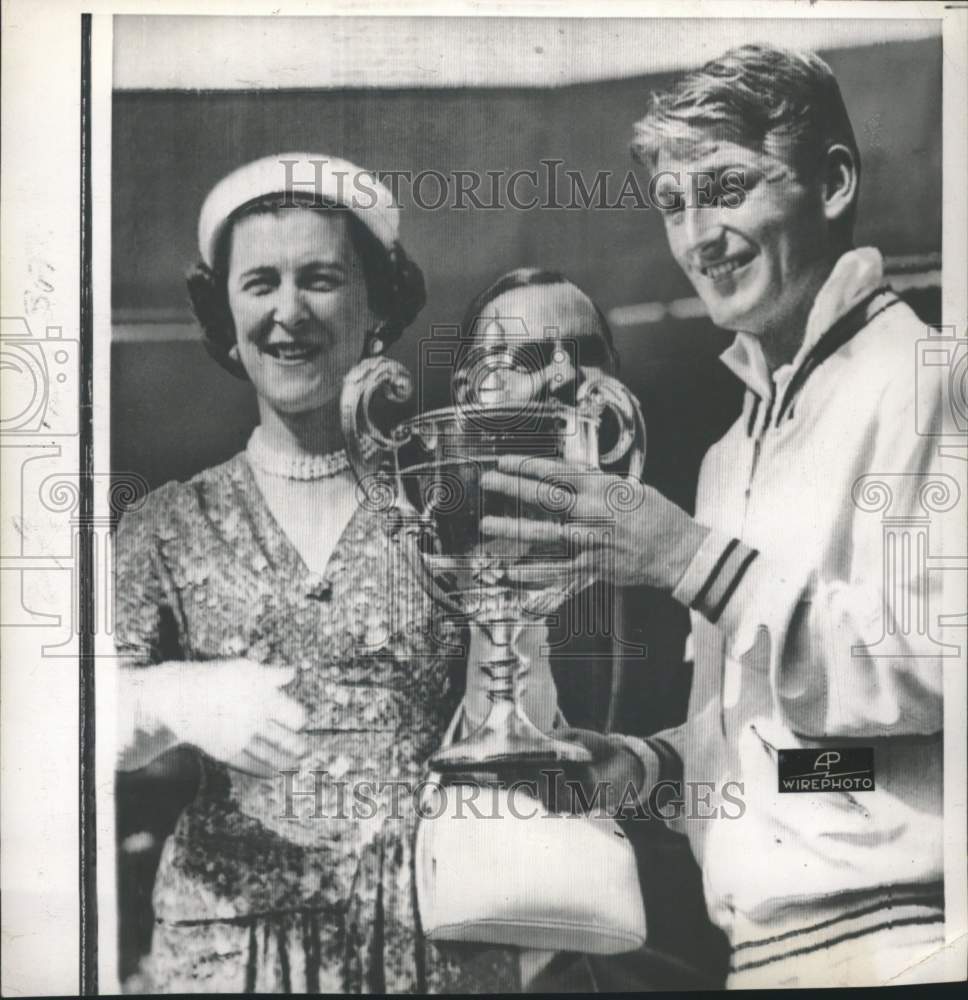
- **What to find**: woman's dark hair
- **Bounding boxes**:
[186,194,426,379]
[460,266,619,373]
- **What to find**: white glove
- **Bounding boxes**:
[118,658,309,778]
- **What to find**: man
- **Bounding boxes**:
[482,44,952,988]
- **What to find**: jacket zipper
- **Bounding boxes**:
[744,368,790,519]
[745,434,762,510]
[743,394,772,521]
[723,396,769,737]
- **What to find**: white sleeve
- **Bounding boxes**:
[670,369,954,739]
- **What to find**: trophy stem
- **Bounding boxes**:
[429,618,593,771]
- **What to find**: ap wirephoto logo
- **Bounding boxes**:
[777,748,876,793]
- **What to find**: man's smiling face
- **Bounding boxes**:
[655,139,830,336]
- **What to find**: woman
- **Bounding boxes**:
[114,153,520,993]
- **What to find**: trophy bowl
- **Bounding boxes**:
[341,356,646,771]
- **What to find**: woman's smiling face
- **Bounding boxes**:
[226,207,376,417]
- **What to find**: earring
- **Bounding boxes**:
[228,344,241,363]
[367,319,391,356]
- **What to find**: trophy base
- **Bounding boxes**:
[429,709,593,772]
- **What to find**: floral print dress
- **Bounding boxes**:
[115,452,520,993]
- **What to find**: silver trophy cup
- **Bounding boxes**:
[340,353,645,771]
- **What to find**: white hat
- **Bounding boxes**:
[197,152,399,267]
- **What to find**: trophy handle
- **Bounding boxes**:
[578,374,647,478]
[391,513,467,619]
[340,356,414,481]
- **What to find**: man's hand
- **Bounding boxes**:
[480,456,709,591]
[538,727,657,818]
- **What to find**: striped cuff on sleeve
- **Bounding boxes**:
[672,530,759,624]
[643,735,684,785]
[615,733,684,791]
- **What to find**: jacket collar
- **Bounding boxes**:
[719,247,885,399]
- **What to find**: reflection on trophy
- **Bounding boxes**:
[341,324,646,770]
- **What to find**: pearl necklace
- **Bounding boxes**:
[246,427,351,481]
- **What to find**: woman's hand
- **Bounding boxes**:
[119,659,309,778]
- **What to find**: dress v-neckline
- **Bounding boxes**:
[234,452,370,593]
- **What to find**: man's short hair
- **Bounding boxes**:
[631,43,860,181]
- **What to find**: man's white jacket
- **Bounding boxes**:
[623,248,962,985]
